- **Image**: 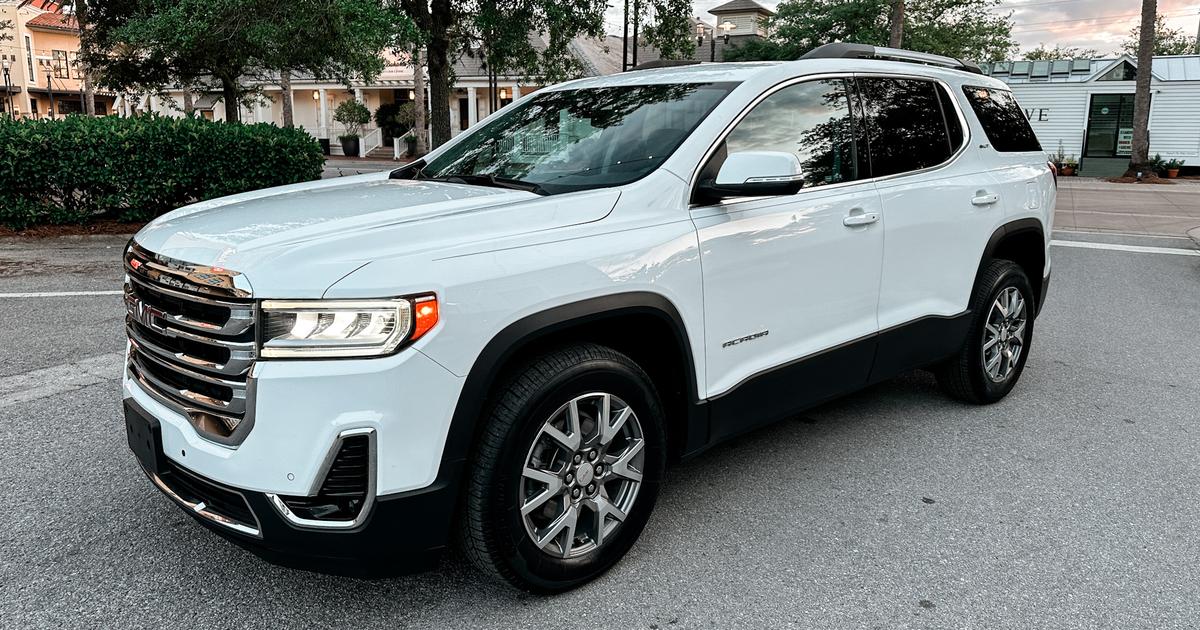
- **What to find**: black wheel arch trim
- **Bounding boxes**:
[979,217,1049,315]
[435,290,705,484]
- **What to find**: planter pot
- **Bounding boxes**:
[1061,166,1075,176]
[1167,169,1179,178]
[405,138,417,157]
[339,136,360,157]
[318,138,331,156]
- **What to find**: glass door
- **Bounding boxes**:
[1084,94,1138,158]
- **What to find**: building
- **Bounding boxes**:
[981,54,1200,176]
[0,0,116,118]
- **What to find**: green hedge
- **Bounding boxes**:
[0,115,324,228]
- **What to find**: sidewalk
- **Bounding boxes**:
[1053,176,1200,237]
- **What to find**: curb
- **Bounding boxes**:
[1189,226,1200,249]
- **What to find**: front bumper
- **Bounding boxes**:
[126,397,463,575]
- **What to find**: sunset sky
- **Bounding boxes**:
[605,0,1200,58]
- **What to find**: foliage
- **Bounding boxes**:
[374,102,416,138]
[1121,16,1198,57]
[83,0,401,122]
[1024,44,1101,60]
[334,99,371,138]
[467,0,607,85]
[639,0,697,61]
[722,0,1017,63]
[0,115,323,228]
[1164,158,1185,169]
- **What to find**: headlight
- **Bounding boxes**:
[260,295,438,359]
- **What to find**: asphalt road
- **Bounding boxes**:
[2,232,1200,629]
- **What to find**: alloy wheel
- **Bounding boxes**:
[982,286,1027,383]
[519,392,645,558]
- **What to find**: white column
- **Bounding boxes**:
[254,99,264,123]
[354,87,363,102]
[512,85,521,100]
[318,88,328,137]
[148,94,158,115]
[467,86,478,127]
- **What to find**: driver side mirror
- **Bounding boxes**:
[696,150,805,202]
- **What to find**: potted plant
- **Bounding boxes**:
[1061,155,1077,176]
[1165,158,1184,178]
[334,99,371,157]
[374,102,415,144]
[404,131,418,157]
[1052,141,1066,171]
[1149,153,1167,178]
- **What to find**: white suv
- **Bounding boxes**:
[122,44,1054,592]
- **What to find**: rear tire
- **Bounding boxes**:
[936,259,1035,404]
[459,343,666,592]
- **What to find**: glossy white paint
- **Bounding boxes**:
[126,57,1053,498]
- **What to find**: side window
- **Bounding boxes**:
[721,79,861,188]
[962,86,1042,152]
[857,78,957,177]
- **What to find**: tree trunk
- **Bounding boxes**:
[427,0,453,148]
[220,74,240,123]
[412,48,428,155]
[1125,0,1155,176]
[83,72,96,116]
[280,71,294,128]
[888,0,905,48]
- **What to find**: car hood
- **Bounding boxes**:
[133,173,618,297]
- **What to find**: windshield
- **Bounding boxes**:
[416,83,737,195]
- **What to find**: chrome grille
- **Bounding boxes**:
[124,243,256,444]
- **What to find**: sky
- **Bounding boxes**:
[603,0,1200,58]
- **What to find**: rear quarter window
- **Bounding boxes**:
[962,86,1042,152]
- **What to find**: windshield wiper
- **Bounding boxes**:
[425,173,548,196]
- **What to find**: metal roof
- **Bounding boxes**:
[708,0,775,15]
[981,54,1200,83]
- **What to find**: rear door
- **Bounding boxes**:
[857,76,1003,378]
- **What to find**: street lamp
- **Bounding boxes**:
[2,59,13,119]
[718,20,736,44]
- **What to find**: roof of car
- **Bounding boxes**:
[552,58,1002,91]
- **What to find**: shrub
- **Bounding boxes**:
[334,100,371,139]
[374,101,415,139]
[0,114,323,228]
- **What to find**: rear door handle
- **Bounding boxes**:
[843,212,880,227]
[971,193,1000,206]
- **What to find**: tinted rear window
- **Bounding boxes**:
[857,78,957,177]
[962,86,1042,152]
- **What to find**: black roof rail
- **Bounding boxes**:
[628,59,701,72]
[799,43,983,75]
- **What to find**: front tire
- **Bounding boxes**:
[459,343,666,592]
[936,259,1035,404]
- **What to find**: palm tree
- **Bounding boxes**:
[1125,0,1155,177]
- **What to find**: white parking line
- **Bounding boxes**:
[1050,239,1200,257]
[0,290,124,298]
[0,353,125,409]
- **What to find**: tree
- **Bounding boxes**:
[723,0,1017,63]
[1121,16,1198,57]
[1023,44,1100,60]
[888,0,904,48]
[398,0,612,149]
[1126,0,1155,177]
[639,0,696,61]
[84,0,397,123]
[412,48,427,155]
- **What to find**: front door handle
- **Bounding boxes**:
[971,193,1000,206]
[843,212,880,227]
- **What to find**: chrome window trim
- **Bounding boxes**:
[266,427,378,531]
[687,71,973,207]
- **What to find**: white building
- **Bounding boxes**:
[980,54,1200,176]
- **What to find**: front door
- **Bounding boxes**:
[690,78,884,438]
[1084,94,1138,159]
